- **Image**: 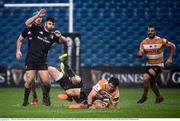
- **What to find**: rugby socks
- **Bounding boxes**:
[143,81,149,97]
[43,84,51,106]
[151,82,161,97]
[151,82,164,103]
[41,84,46,99]
[43,84,51,97]
[23,87,31,106]
[31,82,37,99]
[137,80,149,103]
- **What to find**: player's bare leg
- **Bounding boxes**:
[138,68,163,104]
[137,73,150,103]
[149,69,164,103]
[58,88,80,101]
[23,70,36,106]
[66,88,80,97]
[48,66,63,80]
[38,70,51,106]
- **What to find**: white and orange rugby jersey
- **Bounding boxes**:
[93,79,119,105]
[140,36,174,67]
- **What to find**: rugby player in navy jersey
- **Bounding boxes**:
[16,9,67,106]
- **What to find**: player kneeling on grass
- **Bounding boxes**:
[68,77,120,109]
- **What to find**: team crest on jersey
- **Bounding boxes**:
[39,31,43,35]
[27,31,31,35]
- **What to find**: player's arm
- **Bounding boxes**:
[87,88,98,107]
[16,28,29,60]
[16,35,24,60]
[54,30,67,44]
[164,40,176,64]
[87,83,102,107]
[25,9,45,27]
[137,42,144,57]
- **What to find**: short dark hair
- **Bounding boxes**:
[148,25,156,30]
[46,16,55,23]
[108,77,119,87]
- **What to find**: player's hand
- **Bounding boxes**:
[165,58,173,64]
[55,30,67,43]
[16,50,22,60]
[54,30,62,38]
[37,9,46,17]
[137,50,144,57]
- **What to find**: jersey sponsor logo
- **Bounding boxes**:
[99,90,112,99]
[143,44,162,50]
[37,36,51,43]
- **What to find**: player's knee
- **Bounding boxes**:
[143,74,150,82]
[26,74,33,82]
[42,80,50,86]
[71,75,81,84]
[66,89,73,96]
[25,81,32,88]
[25,77,34,88]
[48,66,56,74]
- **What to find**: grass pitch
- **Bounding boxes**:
[0,87,179,118]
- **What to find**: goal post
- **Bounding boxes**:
[3,0,74,32]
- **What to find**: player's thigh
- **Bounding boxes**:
[148,68,156,76]
[38,70,50,84]
[48,66,63,81]
[144,67,157,81]
[66,88,81,97]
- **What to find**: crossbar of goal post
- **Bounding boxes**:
[4,0,74,32]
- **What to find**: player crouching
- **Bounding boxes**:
[69,77,120,109]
